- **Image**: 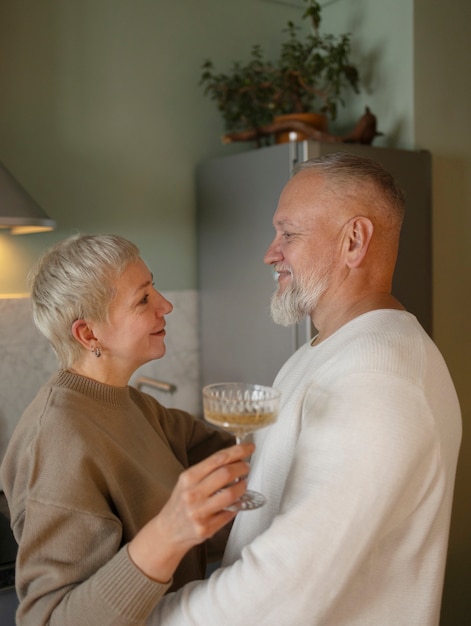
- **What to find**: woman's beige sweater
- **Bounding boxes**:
[1,369,231,625]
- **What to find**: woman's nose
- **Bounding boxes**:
[155,290,173,315]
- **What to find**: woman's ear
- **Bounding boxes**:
[344,216,374,268]
[71,319,97,351]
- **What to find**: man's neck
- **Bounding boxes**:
[311,292,405,344]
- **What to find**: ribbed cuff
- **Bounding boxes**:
[95,545,172,621]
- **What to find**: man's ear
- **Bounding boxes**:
[71,319,97,351]
[344,216,374,268]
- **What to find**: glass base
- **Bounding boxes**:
[225,489,266,511]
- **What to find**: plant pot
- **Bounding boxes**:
[273,112,328,144]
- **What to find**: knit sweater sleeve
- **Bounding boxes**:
[16,503,170,626]
[7,413,171,625]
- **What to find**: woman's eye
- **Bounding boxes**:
[139,282,156,305]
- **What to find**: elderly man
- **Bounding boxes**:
[150,152,461,626]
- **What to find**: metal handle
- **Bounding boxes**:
[134,376,177,395]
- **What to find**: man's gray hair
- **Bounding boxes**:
[293,151,406,225]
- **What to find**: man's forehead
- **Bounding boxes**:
[273,192,324,226]
[272,208,318,232]
[273,216,297,227]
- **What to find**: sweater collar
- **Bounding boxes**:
[55,369,131,408]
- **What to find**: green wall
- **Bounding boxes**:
[414,1,471,622]
[322,0,415,148]
[1,0,470,622]
[0,0,305,293]
[0,0,416,294]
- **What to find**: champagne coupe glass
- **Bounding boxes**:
[202,382,280,510]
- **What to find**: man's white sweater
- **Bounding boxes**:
[151,310,461,626]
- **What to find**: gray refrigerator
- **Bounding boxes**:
[196,140,432,388]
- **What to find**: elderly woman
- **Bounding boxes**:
[1,234,252,626]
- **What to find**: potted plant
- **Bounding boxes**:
[200,44,278,139]
[200,0,365,146]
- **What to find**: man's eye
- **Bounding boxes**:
[282,232,293,239]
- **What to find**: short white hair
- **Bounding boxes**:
[28,233,140,368]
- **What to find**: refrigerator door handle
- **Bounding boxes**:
[289,140,309,175]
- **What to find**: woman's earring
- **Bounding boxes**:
[92,346,101,358]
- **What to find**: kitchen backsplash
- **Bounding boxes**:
[0,291,201,475]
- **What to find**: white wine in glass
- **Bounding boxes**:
[202,382,280,510]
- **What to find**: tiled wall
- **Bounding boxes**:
[0,291,201,482]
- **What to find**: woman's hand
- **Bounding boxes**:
[128,442,255,582]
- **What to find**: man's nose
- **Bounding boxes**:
[263,238,282,265]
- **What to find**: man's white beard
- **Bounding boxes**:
[270,270,329,327]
